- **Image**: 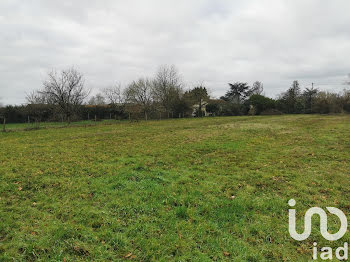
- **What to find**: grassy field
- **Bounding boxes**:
[2,120,117,131]
[0,115,349,261]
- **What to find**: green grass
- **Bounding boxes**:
[2,119,117,131]
[1,115,349,261]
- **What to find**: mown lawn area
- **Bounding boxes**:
[0,115,349,261]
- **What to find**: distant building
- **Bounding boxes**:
[191,101,209,117]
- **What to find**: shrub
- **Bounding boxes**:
[248,95,276,115]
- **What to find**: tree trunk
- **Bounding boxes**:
[145,111,148,121]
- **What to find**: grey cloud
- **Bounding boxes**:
[1,0,350,105]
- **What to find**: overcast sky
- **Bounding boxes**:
[1,0,350,105]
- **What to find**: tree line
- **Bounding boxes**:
[1,66,350,124]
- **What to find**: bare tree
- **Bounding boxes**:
[103,84,124,105]
[103,84,125,119]
[251,81,264,95]
[26,90,47,104]
[25,90,50,127]
[88,93,106,105]
[39,67,89,123]
[153,65,183,117]
[124,78,154,120]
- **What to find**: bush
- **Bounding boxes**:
[248,95,276,115]
[314,92,343,114]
